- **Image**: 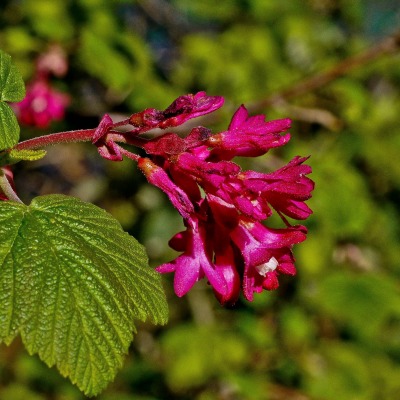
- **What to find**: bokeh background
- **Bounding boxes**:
[1,1,400,399]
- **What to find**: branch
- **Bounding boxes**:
[248,29,400,113]
[136,0,191,39]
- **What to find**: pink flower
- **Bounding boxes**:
[214,156,314,221]
[156,215,228,298]
[207,105,291,160]
[240,156,314,220]
[230,218,307,301]
[13,79,69,128]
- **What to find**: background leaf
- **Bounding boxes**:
[0,194,168,396]
[0,49,25,102]
[0,102,21,152]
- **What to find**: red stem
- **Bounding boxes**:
[119,147,140,161]
[15,128,96,151]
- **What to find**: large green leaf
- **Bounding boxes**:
[0,49,25,151]
[0,194,168,396]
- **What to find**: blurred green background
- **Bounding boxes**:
[1,0,400,399]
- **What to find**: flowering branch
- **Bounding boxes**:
[4,91,314,305]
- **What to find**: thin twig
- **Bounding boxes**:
[136,0,191,39]
[248,29,400,113]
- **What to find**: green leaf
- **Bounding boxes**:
[0,49,25,151]
[0,194,168,396]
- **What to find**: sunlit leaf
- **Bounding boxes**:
[0,194,168,396]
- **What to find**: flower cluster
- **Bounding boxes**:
[93,92,314,305]
[12,45,69,128]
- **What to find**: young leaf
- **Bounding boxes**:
[0,194,168,396]
[0,49,25,151]
[0,148,47,167]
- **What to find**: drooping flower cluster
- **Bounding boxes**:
[12,45,69,128]
[93,92,314,305]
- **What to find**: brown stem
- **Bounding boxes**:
[248,30,400,113]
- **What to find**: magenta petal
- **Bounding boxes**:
[278,261,296,275]
[201,258,228,297]
[156,262,176,274]
[173,255,202,297]
[228,104,248,129]
[213,245,241,306]
[168,231,188,251]
[138,158,194,218]
[92,114,113,143]
[262,272,280,290]
[96,140,123,161]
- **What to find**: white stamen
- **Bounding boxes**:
[255,257,279,277]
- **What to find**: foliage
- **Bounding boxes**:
[0,195,167,395]
[0,0,400,399]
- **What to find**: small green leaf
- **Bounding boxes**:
[0,49,25,151]
[0,195,168,396]
[0,148,47,167]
